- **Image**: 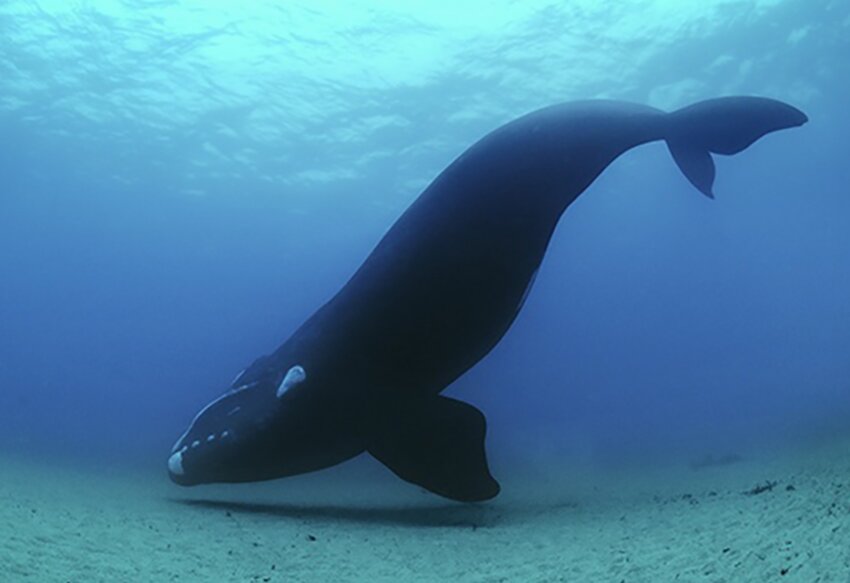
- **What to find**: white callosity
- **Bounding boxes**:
[168,446,187,476]
[168,364,307,478]
[276,365,307,399]
[231,368,247,385]
[169,369,256,455]
[168,429,236,477]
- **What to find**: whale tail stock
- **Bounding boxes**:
[665,96,808,198]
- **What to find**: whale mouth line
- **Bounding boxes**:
[171,379,260,454]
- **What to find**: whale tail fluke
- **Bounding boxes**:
[666,96,808,198]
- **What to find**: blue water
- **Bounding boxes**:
[1,0,848,480]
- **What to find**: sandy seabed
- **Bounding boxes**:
[1,436,849,583]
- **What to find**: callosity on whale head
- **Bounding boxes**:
[168,359,350,486]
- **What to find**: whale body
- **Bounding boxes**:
[168,97,807,501]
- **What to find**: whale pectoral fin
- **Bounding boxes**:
[368,396,500,502]
[667,138,716,199]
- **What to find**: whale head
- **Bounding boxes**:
[167,360,357,486]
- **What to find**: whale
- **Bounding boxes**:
[168,97,807,502]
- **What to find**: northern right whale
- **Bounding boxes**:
[168,97,807,502]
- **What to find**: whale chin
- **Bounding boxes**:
[168,472,198,487]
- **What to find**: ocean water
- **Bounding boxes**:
[1,1,849,581]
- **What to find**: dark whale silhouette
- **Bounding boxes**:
[168,97,807,502]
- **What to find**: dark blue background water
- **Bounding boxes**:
[1,0,848,474]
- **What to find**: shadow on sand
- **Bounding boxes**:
[171,497,510,528]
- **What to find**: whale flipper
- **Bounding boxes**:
[369,396,500,502]
[667,138,717,198]
[667,96,808,198]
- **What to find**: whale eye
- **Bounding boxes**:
[276,365,307,399]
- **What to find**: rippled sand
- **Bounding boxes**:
[2,437,848,582]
